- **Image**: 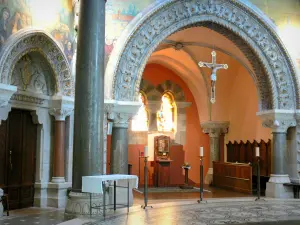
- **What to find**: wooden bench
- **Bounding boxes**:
[283,183,300,198]
[0,194,9,216]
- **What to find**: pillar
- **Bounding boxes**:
[257,110,296,198]
[49,108,73,208]
[201,121,229,185]
[65,0,105,216]
[110,113,131,174]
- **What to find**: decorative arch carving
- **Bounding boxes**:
[0,28,74,97]
[106,0,299,110]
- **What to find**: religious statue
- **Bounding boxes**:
[157,93,174,132]
[198,51,228,104]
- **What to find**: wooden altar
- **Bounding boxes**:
[154,136,172,187]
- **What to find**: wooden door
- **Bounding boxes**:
[0,109,37,209]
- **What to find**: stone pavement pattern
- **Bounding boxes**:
[83,200,300,225]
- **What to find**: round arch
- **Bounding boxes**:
[105,0,300,110]
[0,28,74,97]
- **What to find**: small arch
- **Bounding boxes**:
[0,28,74,96]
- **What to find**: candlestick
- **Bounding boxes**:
[144,146,148,157]
[255,147,260,157]
[200,147,204,157]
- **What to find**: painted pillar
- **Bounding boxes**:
[72,0,105,191]
[257,110,296,198]
[201,121,229,185]
[49,109,73,183]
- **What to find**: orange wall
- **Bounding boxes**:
[128,63,210,184]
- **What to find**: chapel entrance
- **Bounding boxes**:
[0,109,37,210]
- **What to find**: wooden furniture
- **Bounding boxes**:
[154,136,172,187]
[213,161,252,194]
[0,109,37,210]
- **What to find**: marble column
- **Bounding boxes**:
[49,108,73,183]
[65,0,105,216]
[257,110,296,198]
[111,113,131,174]
[201,121,229,185]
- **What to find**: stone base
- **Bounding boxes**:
[34,183,48,207]
[51,177,66,183]
[0,188,3,217]
[205,168,213,185]
[65,191,105,219]
[47,182,71,208]
[265,174,293,198]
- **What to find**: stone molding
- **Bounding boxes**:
[268,174,291,184]
[257,110,296,133]
[0,28,74,97]
[105,0,299,110]
[0,83,17,108]
[201,121,229,138]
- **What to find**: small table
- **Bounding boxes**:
[180,166,193,189]
[82,174,138,217]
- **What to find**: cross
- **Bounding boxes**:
[198,51,228,104]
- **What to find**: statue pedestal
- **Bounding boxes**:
[180,166,193,189]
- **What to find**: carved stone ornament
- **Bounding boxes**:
[49,108,73,121]
[11,93,45,105]
[106,0,299,110]
[0,28,74,97]
[201,121,229,137]
[113,112,134,128]
[257,110,296,133]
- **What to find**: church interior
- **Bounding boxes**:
[0,0,300,224]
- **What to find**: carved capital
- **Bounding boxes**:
[49,108,73,121]
[257,110,296,133]
[112,112,133,128]
[201,121,230,138]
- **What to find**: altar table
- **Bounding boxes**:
[82,174,138,217]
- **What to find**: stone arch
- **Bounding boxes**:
[0,28,74,97]
[105,0,300,110]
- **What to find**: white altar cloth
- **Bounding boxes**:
[82,174,138,194]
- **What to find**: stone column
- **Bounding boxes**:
[49,108,73,183]
[201,121,229,184]
[65,0,105,216]
[257,110,296,198]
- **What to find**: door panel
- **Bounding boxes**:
[0,120,7,188]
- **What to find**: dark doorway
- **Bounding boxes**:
[0,109,37,209]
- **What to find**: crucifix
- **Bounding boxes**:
[198,51,228,104]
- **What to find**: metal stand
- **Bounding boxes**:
[255,156,265,202]
[197,156,207,203]
[141,156,153,209]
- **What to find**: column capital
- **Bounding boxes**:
[201,121,229,137]
[49,108,73,121]
[257,110,296,133]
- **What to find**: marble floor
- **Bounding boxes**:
[2,199,300,225]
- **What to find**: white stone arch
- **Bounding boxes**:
[0,28,74,97]
[105,0,300,111]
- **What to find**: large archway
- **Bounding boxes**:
[0,28,74,97]
[105,0,299,111]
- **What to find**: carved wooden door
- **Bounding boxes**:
[0,109,37,209]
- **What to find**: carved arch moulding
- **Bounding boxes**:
[0,28,74,97]
[105,0,300,110]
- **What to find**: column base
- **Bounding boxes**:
[51,177,66,183]
[64,191,105,219]
[205,168,213,185]
[265,174,293,198]
[0,188,3,217]
[34,183,48,207]
[48,182,71,208]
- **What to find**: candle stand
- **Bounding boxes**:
[255,156,265,201]
[197,156,207,203]
[141,156,153,209]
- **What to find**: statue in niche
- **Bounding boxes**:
[131,92,149,131]
[157,92,175,132]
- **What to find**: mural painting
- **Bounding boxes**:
[0,0,74,65]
